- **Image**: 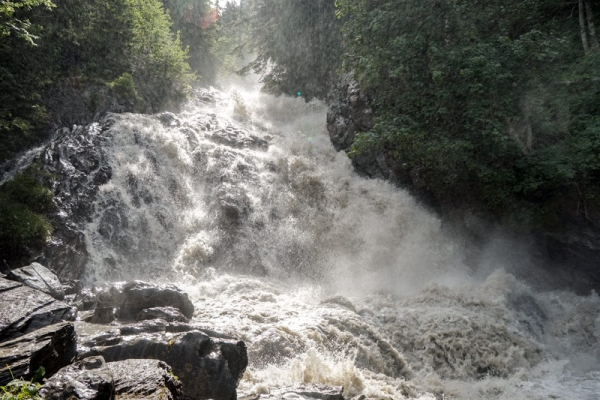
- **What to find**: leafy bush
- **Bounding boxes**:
[108,72,138,100]
[339,0,600,229]
[0,367,45,400]
[0,169,54,264]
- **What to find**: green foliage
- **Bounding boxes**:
[160,0,218,84]
[237,0,343,99]
[0,0,197,163]
[107,73,137,100]
[340,0,600,228]
[0,168,54,264]
[0,0,54,44]
[0,367,45,400]
[125,0,195,110]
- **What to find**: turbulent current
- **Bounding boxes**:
[34,82,600,398]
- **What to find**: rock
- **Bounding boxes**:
[107,359,182,400]
[0,322,77,384]
[91,307,116,324]
[40,356,115,400]
[136,307,189,323]
[245,384,344,400]
[326,73,386,180]
[0,277,76,341]
[7,262,65,300]
[77,321,247,400]
[95,281,194,320]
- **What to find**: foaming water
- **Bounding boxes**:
[79,85,599,399]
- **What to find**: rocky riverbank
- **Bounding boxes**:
[0,262,247,400]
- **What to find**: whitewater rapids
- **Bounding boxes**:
[77,82,600,399]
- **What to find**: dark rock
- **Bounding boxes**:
[250,384,344,400]
[6,262,65,300]
[91,307,116,324]
[107,359,182,400]
[136,307,189,323]
[77,321,247,400]
[96,281,194,320]
[40,356,115,400]
[0,277,76,341]
[0,322,77,384]
[326,73,385,179]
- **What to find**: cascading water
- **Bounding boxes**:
[14,80,600,399]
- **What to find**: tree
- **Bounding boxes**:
[238,0,343,99]
[338,0,600,229]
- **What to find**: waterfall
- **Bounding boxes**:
[8,83,599,399]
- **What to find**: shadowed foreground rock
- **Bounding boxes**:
[0,322,77,384]
[0,278,75,342]
[93,281,195,320]
[108,359,182,400]
[40,356,115,400]
[77,320,247,400]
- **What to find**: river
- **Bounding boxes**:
[70,81,600,399]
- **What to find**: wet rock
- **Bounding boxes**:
[0,322,77,384]
[157,112,181,128]
[6,262,65,300]
[207,127,268,151]
[136,307,189,323]
[37,122,113,281]
[326,73,384,180]
[107,359,182,400]
[96,281,194,320]
[90,307,116,324]
[0,277,76,341]
[40,356,115,400]
[77,321,247,400]
[245,384,344,400]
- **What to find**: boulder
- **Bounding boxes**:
[7,262,65,300]
[77,320,247,400]
[0,277,76,341]
[95,281,194,320]
[107,359,182,400]
[40,356,115,400]
[0,322,77,384]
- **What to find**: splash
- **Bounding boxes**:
[76,84,600,399]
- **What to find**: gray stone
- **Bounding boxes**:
[96,281,194,321]
[77,321,247,400]
[0,322,77,385]
[107,359,182,400]
[40,356,115,400]
[7,262,65,300]
[0,277,76,341]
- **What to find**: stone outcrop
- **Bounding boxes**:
[0,322,77,384]
[91,281,195,321]
[108,359,182,400]
[0,277,75,341]
[7,262,65,300]
[41,356,183,400]
[77,320,247,400]
[326,73,384,180]
[40,356,115,400]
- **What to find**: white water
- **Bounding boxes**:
[81,83,600,399]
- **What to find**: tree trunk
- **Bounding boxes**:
[580,0,590,54]
[585,1,599,49]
